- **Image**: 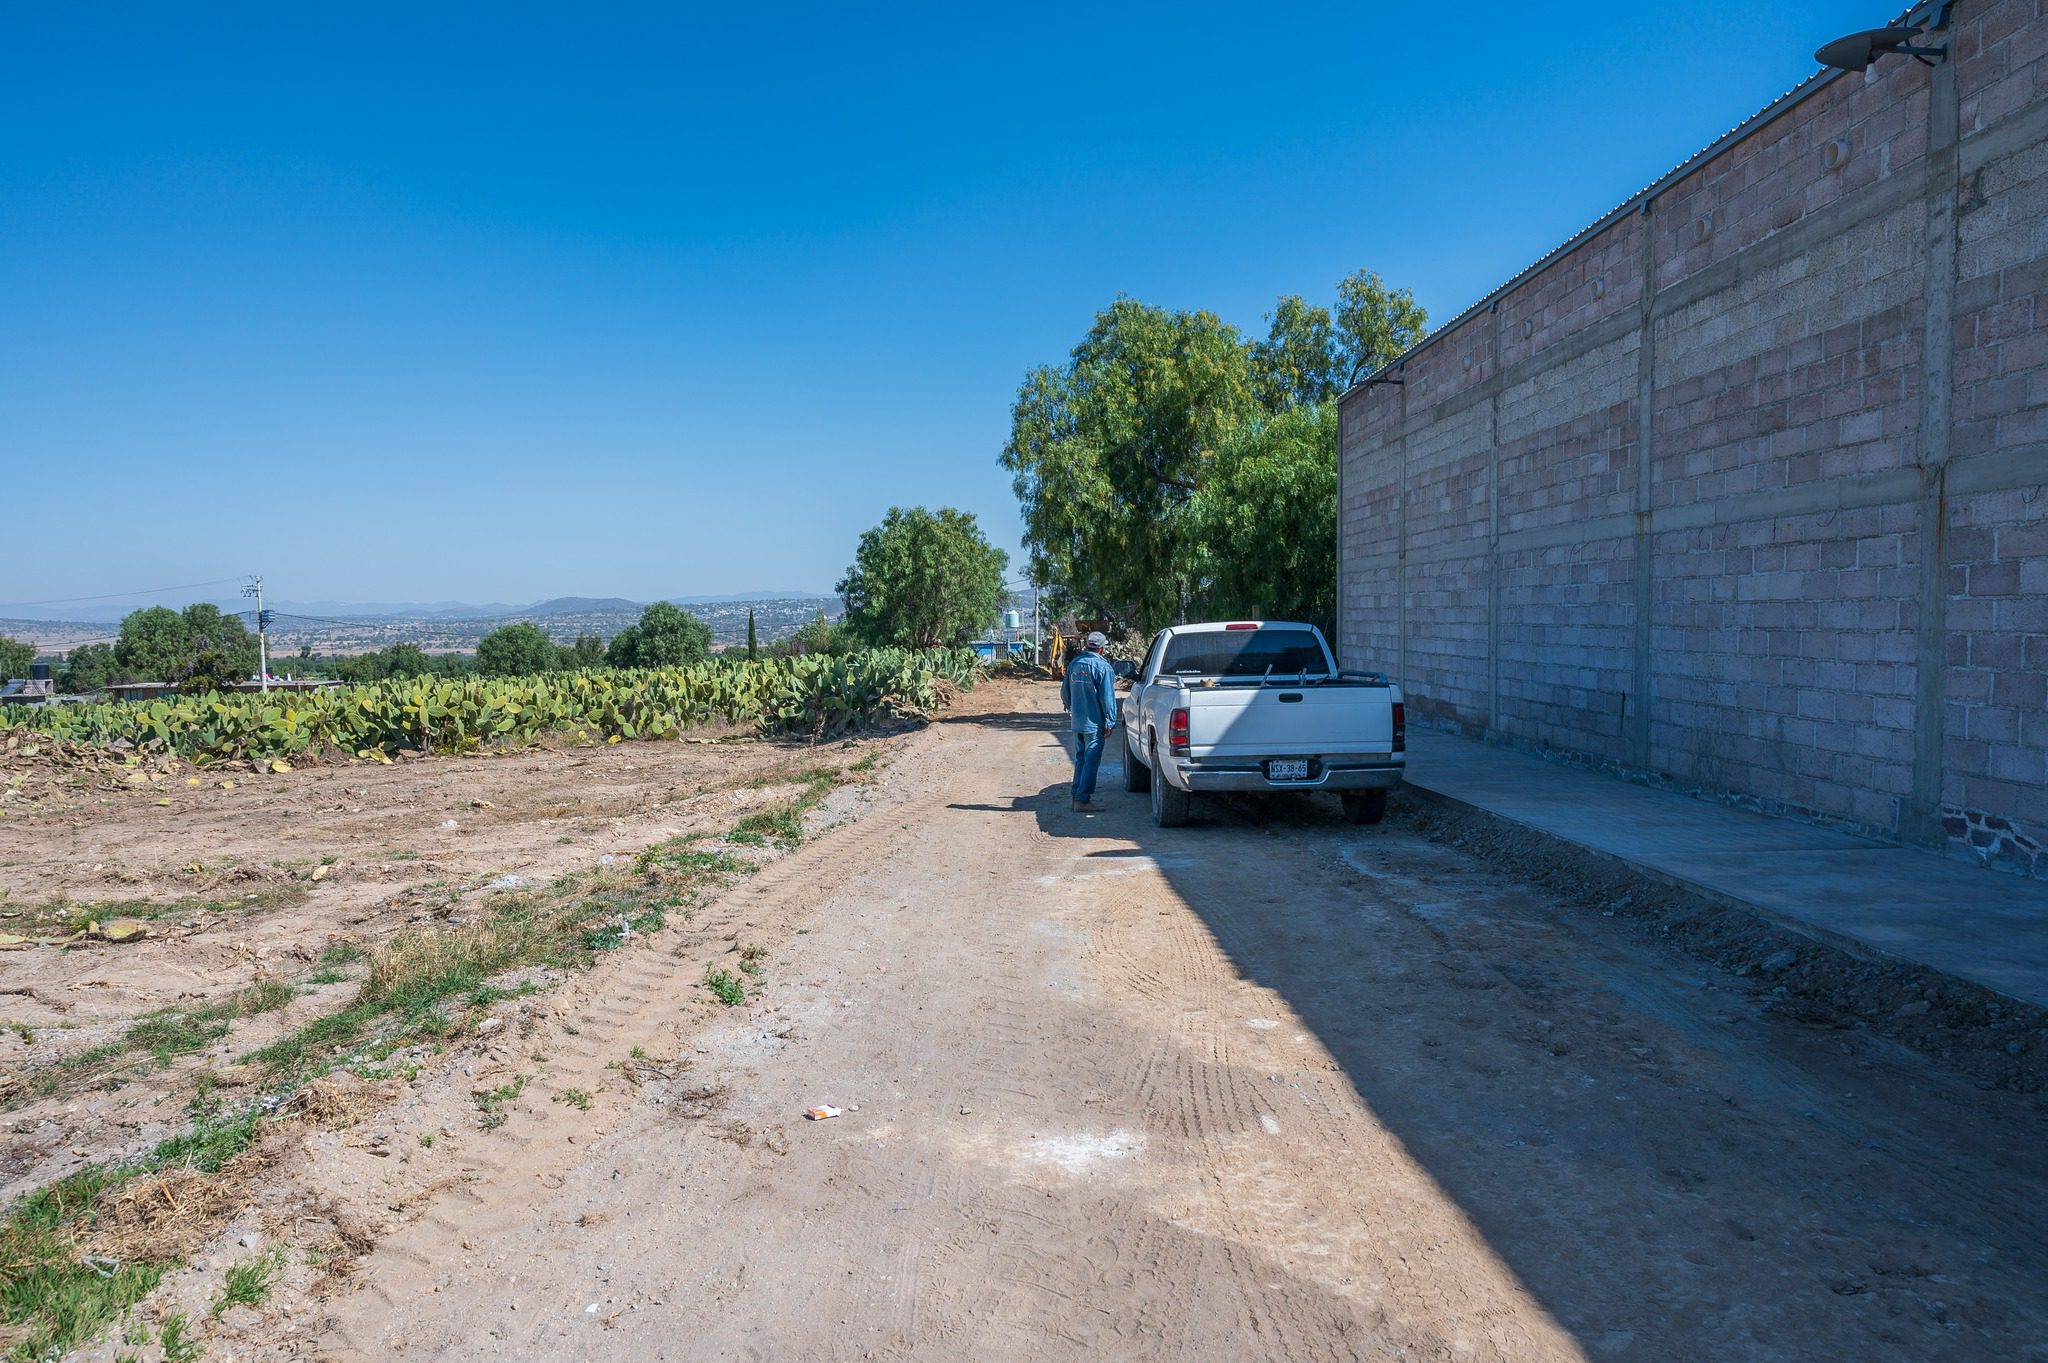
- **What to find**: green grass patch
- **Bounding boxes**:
[473,1074,529,1129]
[160,1311,201,1363]
[703,967,746,1007]
[4,884,310,939]
[210,1250,280,1317]
[317,942,365,967]
[12,981,297,1109]
[730,768,841,850]
[554,1086,593,1111]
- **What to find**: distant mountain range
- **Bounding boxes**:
[0,591,835,625]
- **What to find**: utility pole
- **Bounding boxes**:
[243,575,269,693]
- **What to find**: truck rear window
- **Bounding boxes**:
[1163,629,1328,678]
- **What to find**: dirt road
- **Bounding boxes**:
[295,683,2048,1362]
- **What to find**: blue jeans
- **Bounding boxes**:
[1072,728,1109,803]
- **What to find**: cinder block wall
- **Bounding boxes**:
[1339,0,2048,873]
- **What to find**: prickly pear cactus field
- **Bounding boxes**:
[0,649,984,764]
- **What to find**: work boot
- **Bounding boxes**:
[1073,799,1104,813]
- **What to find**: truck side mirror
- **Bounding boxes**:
[1112,659,1135,679]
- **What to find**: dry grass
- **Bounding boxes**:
[87,1161,254,1264]
[280,1074,401,1130]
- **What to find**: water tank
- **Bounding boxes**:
[1002,610,1021,631]
[28,662,50,681]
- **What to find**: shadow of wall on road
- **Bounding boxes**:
[940,698,2048,1361]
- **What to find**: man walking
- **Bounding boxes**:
[1061,631,1118,813]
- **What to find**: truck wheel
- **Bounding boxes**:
[1341,790,1388,825]
[1123,730,1151,792]
[1150,739,1190,827]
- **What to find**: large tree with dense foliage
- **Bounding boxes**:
[56,642,119,693]
[605,601,711,669]
[837,506,1008,649]
[1191,404,1340,639]
[1334,268,1429,387]
[181,603,259,690]
[476,622,561,677]
[1003,270,1425,634]
[1002,299,1257,629]
[110,603,257,689]
[112,607,191,681]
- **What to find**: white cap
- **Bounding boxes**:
[1085,631,1108,649]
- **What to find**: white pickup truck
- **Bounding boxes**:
[1118,620,1405,828]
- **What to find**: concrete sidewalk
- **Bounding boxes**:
[1403,730,2048,1010]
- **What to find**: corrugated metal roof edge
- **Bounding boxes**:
[1338,3,1935,406]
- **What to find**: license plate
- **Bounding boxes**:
[1268,759,1310,781]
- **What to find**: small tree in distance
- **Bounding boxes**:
[746,609,758,661]
[605,601,712,669]
[0,636,35,682]
[838,506,1008,649]
[57,642,120,693]
[476,622,561,676]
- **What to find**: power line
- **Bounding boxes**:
[0,576,248,611]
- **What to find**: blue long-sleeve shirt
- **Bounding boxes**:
[1061,650,1119,735]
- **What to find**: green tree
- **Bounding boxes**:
[1335,268,1429,386]
[1002,298,1258,631]
[604,602,711,669]
[476,622,561,677]
[838,506,1008,649]
[180,603,259,691]
[559,634,606,670]
[1251,295,1341,410]
[383,644,435,678]
[0,636,34,682]
[1002,271,1424,634]
[1192,403,1339,639]
[779,610,847,657]
[56,642,119,693]
[745,609,758,661]
[112,606,192,682]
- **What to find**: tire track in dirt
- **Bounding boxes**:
[284,767,952,1360]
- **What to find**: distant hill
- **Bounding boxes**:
[524,596,643,615]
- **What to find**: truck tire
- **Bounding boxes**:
[1149,739,1190,827]
[1341,790,1388,825]
[1123,729,1151,792]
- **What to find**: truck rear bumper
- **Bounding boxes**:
[1171,760,1404,793]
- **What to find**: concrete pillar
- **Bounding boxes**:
[1396,380,1410,690]
[1487,304,1504,735]
[1906,24,1963,845]
[1628,204,1660,768]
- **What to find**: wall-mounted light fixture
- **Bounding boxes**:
[1815,5,1951,72]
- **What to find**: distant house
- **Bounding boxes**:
[0,679,54,706]
[0,663,56,706]
[227,678,342,694]
[97,681,177,702]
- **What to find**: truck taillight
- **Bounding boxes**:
[1392,701,1406,753]
[1169,706,1190,757]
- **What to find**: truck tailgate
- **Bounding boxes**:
[1186,685,1394,757]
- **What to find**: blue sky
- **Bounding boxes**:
[2,1,1883,612]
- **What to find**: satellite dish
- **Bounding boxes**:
[1815,24,1947,71]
